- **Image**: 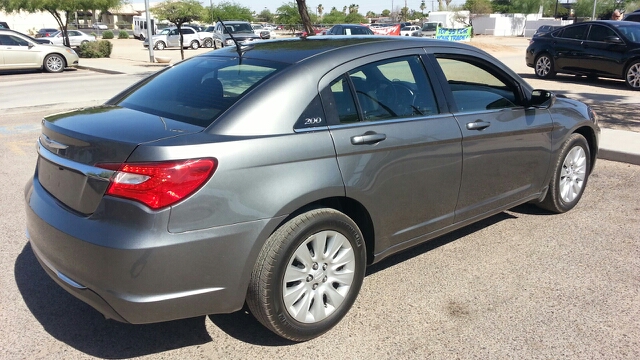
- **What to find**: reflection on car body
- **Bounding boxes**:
[26,36,599,342]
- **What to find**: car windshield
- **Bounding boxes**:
[225,23,253,33]
[615,23,640,42]
[115,56,286,126]
[422,23,438,31]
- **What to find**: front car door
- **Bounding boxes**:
[582,23,628,77]
[321,50,463,256]
[0,34,39,69]
[167,29,180,47]
[428,51,553,223]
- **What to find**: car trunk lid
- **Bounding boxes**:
[37,105,204,214]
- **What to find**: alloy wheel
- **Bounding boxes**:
[559,145,587,203]
[626,62,640,89]
[535,55,552,78]
[282,230,356,324]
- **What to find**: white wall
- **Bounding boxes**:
[428,11,470,29]
[473,13,573,37]
[0,10,67,34]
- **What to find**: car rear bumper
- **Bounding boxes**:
[25,176,278,324]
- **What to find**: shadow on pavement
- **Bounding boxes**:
[15,243,211,358]
[365,211,518,277]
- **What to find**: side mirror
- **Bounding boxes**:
[604,36,623,44]
[529,89,556,109]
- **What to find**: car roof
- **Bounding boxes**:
[199,36,481,65]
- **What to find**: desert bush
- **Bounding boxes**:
[118,30,130,39]
[77,40,113,58]
[101,30,114,39]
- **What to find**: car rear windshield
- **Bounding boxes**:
[115,56,285,127]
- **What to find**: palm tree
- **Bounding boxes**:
[349,4,359,14]
[317,4,324,18]
[420,0,426,15]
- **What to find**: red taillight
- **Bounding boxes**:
[97,158,217,209]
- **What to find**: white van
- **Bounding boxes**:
[421,21,443,38]
[133,16,157,40]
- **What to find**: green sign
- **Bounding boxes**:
[435,27,472,42]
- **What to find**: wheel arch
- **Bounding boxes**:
[573,125,598,174]
[271,197,376,266]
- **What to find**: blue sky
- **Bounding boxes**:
[131,1,461,16]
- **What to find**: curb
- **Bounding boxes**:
[77,65,124,75]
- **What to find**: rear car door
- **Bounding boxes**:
[321,51,463,255]
[429,51,553,223]
[553,24,589,72]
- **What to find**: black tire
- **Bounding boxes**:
[624,60,640,90]
[247,208,366,341]
[43,54,65,73]
[155,41,165,50]
[190,40,199,50]
[534,53,556,79]
[203,38,213,48]
[538,134,591,213]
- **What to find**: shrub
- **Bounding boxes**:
[77,40,113,58]
[118,30,130,39]
[90,31,98,38]
[101,30,114,39]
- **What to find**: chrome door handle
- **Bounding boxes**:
[466,120,490,131]
[350,132,387,145]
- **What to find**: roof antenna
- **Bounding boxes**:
[217,17,253,59]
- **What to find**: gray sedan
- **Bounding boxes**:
[25,37,599,341]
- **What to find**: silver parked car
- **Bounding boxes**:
[49,30,96,47]
[26,37,599,341]
[0,28,79,72]
[143,26,201,50]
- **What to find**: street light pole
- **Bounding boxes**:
[144,0,154,62]
[591,0,597,20]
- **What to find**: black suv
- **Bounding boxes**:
[623,9,640,22]
[526,20,640,90]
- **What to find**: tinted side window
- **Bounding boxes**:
[587,25,616,42]
[560,24,588,40]
[436,57,520,113]
[329,75,359,123]
[349,56,438,121]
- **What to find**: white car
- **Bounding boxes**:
[49,30,96,47]
[251,24,277,39]
[92,22,108,30]
[143,26,201,50]
[0,28,79,72]
[400,25,422,37]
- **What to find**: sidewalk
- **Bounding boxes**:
[77,38,640,166]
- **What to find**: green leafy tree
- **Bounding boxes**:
[573,0,622,18]
[276,2,301,32]
[541,0,568,17]
[209,1,253,22]
[491,0,512,13]
[511,0,543,14]
[366,10,376,17]
[0,0,121,47]
[464,0,493,14]
[152,0,203,60]
[322,8,346,24]
[381,9,391,17]
[400,6,409,21]
[256,8,274,22]
[345,11,366,23]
